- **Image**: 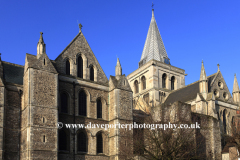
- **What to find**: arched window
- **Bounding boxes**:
[77,56,83,78]
[134,80,139,94]
[223,109,227,133]
[97,98,102,119]
[141,76,146,90]
[162,73,167,89]
[66,59,70,75]
[79,91,87,116]
[90,65,94,81]
[78,131,87,152]
[171,76,175,90]
[59,130,68,151]
[61,93,68,113]
[97,132,103,153]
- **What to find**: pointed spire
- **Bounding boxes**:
[200,60,207,81]
[139,9,168,67]
[233,74,240,93]
[37,32,46,59]
[115,58,122,80]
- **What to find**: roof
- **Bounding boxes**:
[2,61,24,85]
[164,73,216,105]
[140,9,168,66]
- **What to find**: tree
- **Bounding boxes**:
[125,99,206,160]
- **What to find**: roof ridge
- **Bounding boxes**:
[2,61,24,68]
[168,72,217,94]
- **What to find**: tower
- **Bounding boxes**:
[127,9,185,111]
[109,58,133,160]
[21,33,58,160]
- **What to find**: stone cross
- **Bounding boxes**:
[217,64,220,71]
[79,23,83,32]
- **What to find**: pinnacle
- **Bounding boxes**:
[38,32,45,44]
[200,61,207,81]
[233,74,240,93]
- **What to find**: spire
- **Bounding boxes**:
[139,9,168,67]
[37,32,46,59]
[233,74,240,93]
[200,60,207,81]
[115,58,122,80]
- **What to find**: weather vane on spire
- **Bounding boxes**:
[152,2,154,10]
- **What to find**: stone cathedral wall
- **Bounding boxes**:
[4,87,21,160]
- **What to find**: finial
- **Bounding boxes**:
[40,32,43,36]
[79,23,83,32]
[235,73,236,77]
[152,2,154,10]
[217,64,220,71]
[202,59,203,64]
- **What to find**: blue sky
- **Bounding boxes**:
[0,0,240,93]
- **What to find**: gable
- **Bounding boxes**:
[32,53,57,74]
[209,71,234,103]
[55,32,108,85]
[24,53,57,74]
[109,75,132,92]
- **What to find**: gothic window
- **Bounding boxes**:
[162,73,167,89]
[43,135,46,142]
[77,56,83,78]
[171,76,175,90]
[60,93,68,113]
[90,65,94,81]
[78,131,87,152]
[97,98,102,119]
[79,91,87,116]
[141,76,146,90]
[59,130,68,151]
[66,59,70,75]
[97,132,103,153]
[223,109,227,133]
[134,80,139,94]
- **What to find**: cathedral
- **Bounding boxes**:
[0,9,239,160]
